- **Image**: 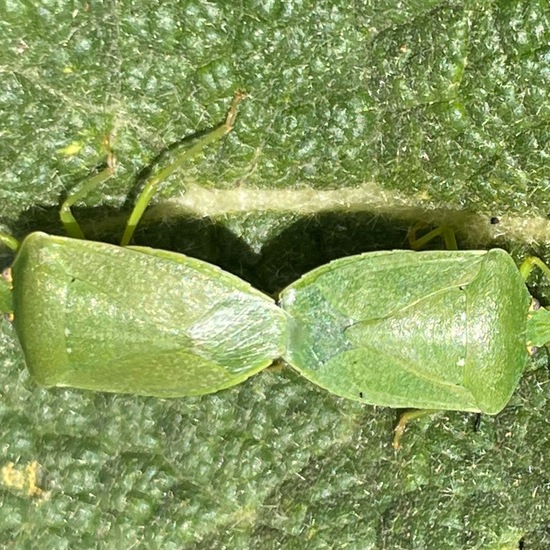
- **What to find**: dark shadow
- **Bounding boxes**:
[0,203,505,296]
[253,211,501,295]
[255,212,411,294]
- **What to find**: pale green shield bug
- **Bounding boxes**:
[0,92,290,397]
[278,229,550,447]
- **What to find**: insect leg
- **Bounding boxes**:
[523,257,550,348]
[408,224,458,251]
[393,409,439,449]
[120,90,246,246]
[519,256,550,283]
[0,234,18,314]
[0,234,20,252]
[0,267,13,315]
[60,135,116,239]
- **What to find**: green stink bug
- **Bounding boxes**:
[6,232,289,396]
[0,92,289,397]
[278,234,550,446]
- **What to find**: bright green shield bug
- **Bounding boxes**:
[279,244,550,447]
[0,92,290,397]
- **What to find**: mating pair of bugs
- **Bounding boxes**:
[2,92,550,447]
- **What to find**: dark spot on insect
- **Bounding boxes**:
[70,277,76,283]
[490,217,500,225]
[359,392,364,399]
[473,413,481,432]
[458,285,465,291]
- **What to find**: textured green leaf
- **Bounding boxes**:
[1,1,549,549]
